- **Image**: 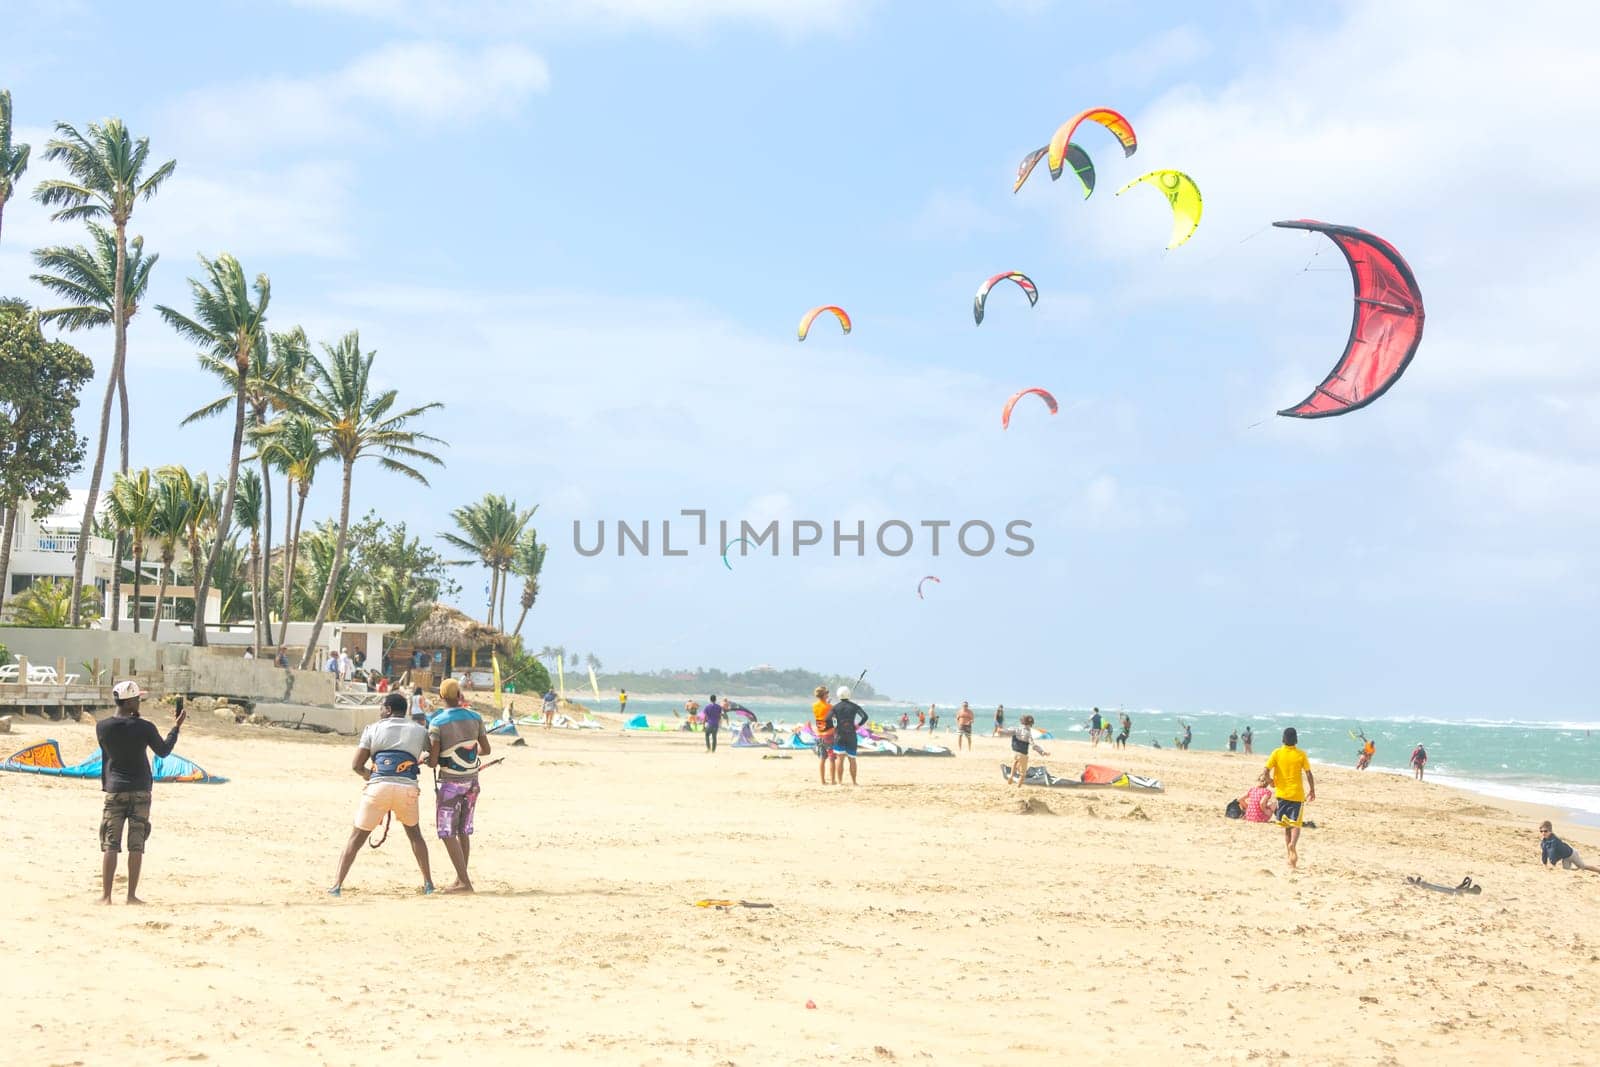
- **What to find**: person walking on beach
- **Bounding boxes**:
[330,692,434,897]
[1539,821,1600,874]
[1265,727,1315,869]
[1179,722,1192,751]
[956,702,974,751]
[702,695,723,752]
[1242,726,1253,755]
[619,689,628,715]
[1355,738,1376,771]
[1088,708,1103,746]
[1116,712,1131,750]
[429,678,490,893]
[1228,730,1239,752]
[928,704,939,732]
[542,689,558,729]
[95,681,186,904]
[811,685,836,784]
[409,685,431,726]
[827,686,869,785]
[1008,715,1049,787]
[993,704,1006,737]
[1411,743,1428,781]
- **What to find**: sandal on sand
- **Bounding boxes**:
[1405,875,1482,895]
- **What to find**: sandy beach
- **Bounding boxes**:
[4,708,1599,1066]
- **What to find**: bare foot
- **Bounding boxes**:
[98,897,114,906]
[442,882,474,894]
[126,896,146,905]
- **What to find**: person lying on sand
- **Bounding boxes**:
[1540,821,1600,874]
[330,692,434,897]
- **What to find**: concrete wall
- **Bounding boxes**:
[0,628,333,705]
[252,701,384,735]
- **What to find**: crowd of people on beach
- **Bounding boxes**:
[83,675,1597,900]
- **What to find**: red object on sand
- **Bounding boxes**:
[806,1000,817,1010]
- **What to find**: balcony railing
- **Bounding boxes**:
[34,533,80,553]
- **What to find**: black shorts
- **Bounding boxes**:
[958,724,972,735]
[101,790,153,853]
[834,735,859,758]
[1275,800,1304,826]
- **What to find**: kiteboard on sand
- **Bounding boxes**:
[1405,876,1482,895]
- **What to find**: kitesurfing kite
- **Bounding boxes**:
[1,739,227,783]
[1047,108,1137,195]
[1013,143,1096,196]
[1001,387,1058,429]
[917,575,940,599]
[973,271,1039,325]
[722,536,755,570]
[1115,170,1203,248]
[797,305,851,341]
[1273,220,1425,418]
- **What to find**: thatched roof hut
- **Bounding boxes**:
[408,604,513,655]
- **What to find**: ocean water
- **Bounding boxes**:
[619,698,1600,821]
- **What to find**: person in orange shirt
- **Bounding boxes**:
[1265,727,1316,869]
[811,685,837,785]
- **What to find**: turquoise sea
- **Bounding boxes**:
[620,698,1600,822]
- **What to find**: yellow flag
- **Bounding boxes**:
[588,664,601,700]
[492,652,504,712]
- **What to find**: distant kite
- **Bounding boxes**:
[1001,387,1059,429]
[1047,108,1136,195]
[917,575,940,600]
[1116,170,1203,248]
[722,537,755,570]
[797,305,851,341]
[973,271,1039,325]
[1014,143,1096,196]
[1273,220,1425,419]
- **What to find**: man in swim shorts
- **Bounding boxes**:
[330,692,434,896]
[811,685,836,785]
[96,681,186,904]
[1265,727,1315,869]
[956,702,974,751]
[826,687,869,785]
[429,678,490,893]
[1410,743,1428,781]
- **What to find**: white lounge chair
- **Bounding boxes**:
[0,664,18,683]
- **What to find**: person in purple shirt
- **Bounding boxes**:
[702,695,723,752]
[95,680,186,904]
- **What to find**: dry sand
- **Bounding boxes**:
[3,710,1599,1065]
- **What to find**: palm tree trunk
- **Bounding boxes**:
[260,454,273,640]
[299,460,352,670]
[499,565,508,632]
[486,564,499,626]
[248,529,262,650]
[280,485,307,647]
[0,503,16,617]
[276,474,296,647]
[130,539,144,634]
[109,367,131,630]
[150,560,170,640]
[191,382,247,646]
[69,224,127,627]
[512,598,530,639]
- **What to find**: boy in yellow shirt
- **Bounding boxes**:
[1264,727,1315,869]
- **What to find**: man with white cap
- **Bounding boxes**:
[96,680,186,904]
[825,686,869,785]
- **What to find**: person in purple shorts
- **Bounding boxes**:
[428,678,490,893]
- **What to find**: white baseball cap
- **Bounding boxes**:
[111,680,144,701]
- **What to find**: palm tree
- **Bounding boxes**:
[441,495,533,628]
[105,469,157,633]
[291,523,364,623]
[156,254,269,645]
[186,325,308,629]
[255,415,325,646]
[208,537,251,628]
[508,528,547,638]
[275,331,444,668]
[32,224,159,629]
[585,652,602,673]
[146,475,192,640]
[32,118,174,625]
[10,578,101,628]
[233,469,263,648]
[0,89,30,247]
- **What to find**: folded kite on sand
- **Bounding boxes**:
[1000,762,1163,792]
[1,739,228,784]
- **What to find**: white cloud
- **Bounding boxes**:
[164,41,549,154]
[1446,439,1600,524]
[1099,26,1209,87]
[285,0,862,34]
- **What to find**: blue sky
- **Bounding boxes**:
[3,1,1597,717]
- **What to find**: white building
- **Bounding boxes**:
[2,492,116,604]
